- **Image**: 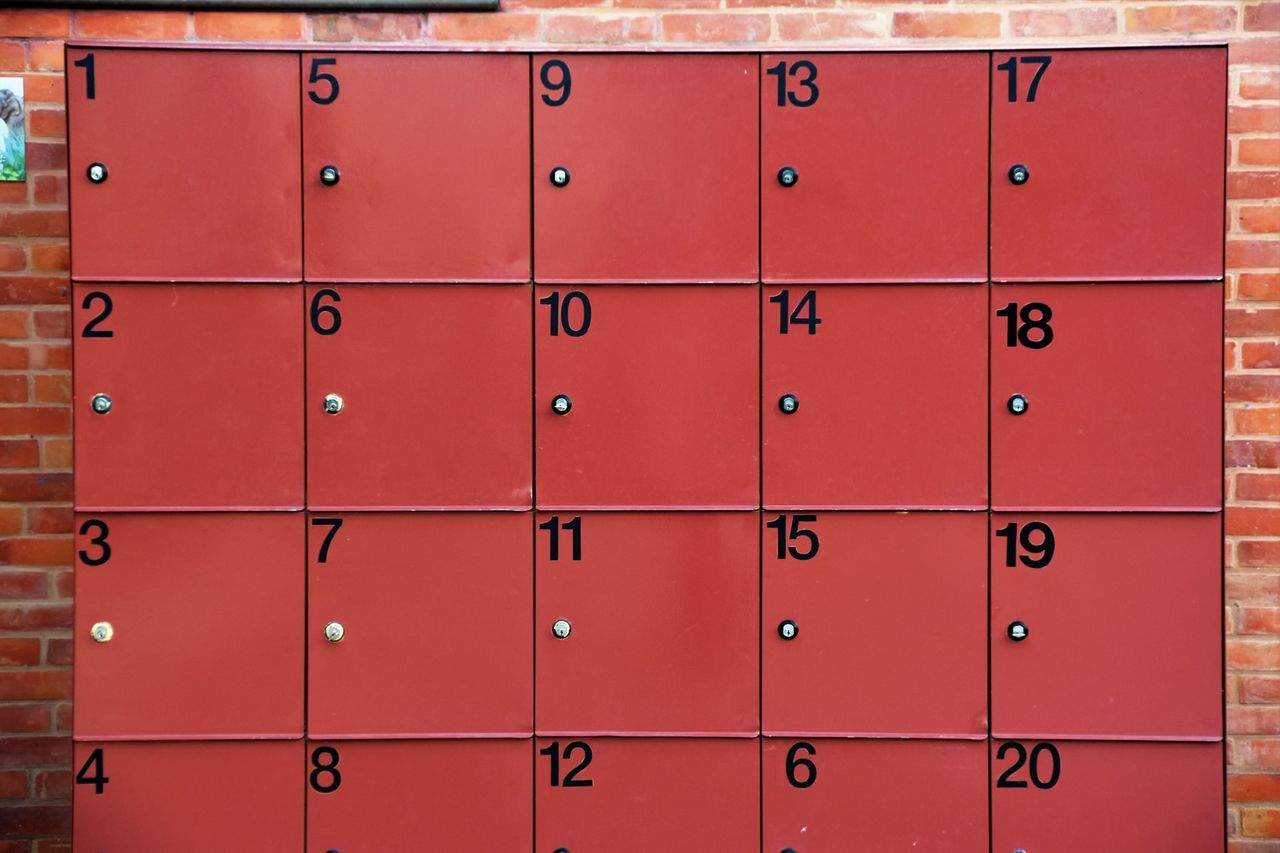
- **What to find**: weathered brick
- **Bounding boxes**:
[891,11,999,38]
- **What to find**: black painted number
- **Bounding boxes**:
[539,290,591,337]
[77,519,111,567]
[307,58,340,105]
[766,514,820,561]
[309,746,342,793]
[769,289,821,335]
[540,59,572,107]
[766,60,819,108]
[996,521,1055,569]
[785,741,817,788]
[312,517,343,564]
[539,515,582,562]
[75,748,109,794]
[73,53,96,100]
[997,55,1052,103]
[996,301,1053,349]
[309,289,342,336]
[996,741,1060,789]
[540,740,593,787]
[81,291,114,339]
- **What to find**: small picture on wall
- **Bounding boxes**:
[0,77,24,182]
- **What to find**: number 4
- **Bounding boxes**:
[75,748,109,795]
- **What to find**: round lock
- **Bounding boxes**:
[1008,164,1030,186]
[549,166,571,188]
[778,393,799,415]
[782,849,799,853]
[551,619,572,639]
[1007,620,1029,642]
[320,165,341,186]
[324,621,346,643]
[554,849,571,853]
[551,394,572,415]
[86,162,108,184]
[777,166,798,188]
[1007,393,1028,416]
[778,619,798,641]
[90,621,114,643]
[90,393,113,415]
[323,393,345,415]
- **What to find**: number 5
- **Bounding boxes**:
[308,58,340,106]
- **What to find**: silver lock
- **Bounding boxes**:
[1008,164,1030,186]
[324,621,345,643]
[778,619,798,640]
[551,394,572,415]
[323,393,345,415]
[1007,393,1028,415]
[1008,620,1029,642]
[777,166,798,187]
[551,619,572,639]
[86,162,108,184]
[90,393,113,415]
[90,621,114,643]
[778,393,799,414]
[320,164,341,186]
[549,166,571,188]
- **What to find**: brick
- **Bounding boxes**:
[51,569,70,600]
[1230,108,1280,136]
[0,42,24,72]
[0,604,71,631]
[1240,673,1280,701]
[24,41,61,73]
[0,440,37,468]
[40,439,69,470]
[426,12,539,41]
[0,804,70,836]
[0,309,26,339]
[53,703,69,733]
[891,11,999,39]
[616,0,717,8]
[1227,375,1280,404]
[26,108,64,139]
[0,508,19,536]
[0,11,69,37]
[1240,140,1280,168]
[35,835,70,852]
[0,183,27,203]
[1239,205,1280,234]
[0,407,70,437]
[21,74,62,106]
[1227,572,1280,604]
[0,278,68,306]
[1229,507,1280,536]
[1239,539,1280,567]
[1241,343,1280,370]
[1244,2,1280,31]
[1227,440,1279,469]
[0,469,70,503]
[1239,472,1280,501]
[1241,808,1280,838]
[0,770,24,799]
[0,245,24,274]
[726,0,835,8]
[31,375,68,405]
[1228,307,1280,337]
[0,376,28,404]
[1010,8,1116,37]
[1125,5,1237,32]
[660,13,772,42]
[194,12,302,40]
[1228,239,1280,269]
[1228,638,1280,669]
[31,770,67,800]
[29,344,69,371]
[1241,70,1280,102]
[307,12,422,40]
[0,704,49,734]
[25,142,65,171]
[775,11,882,40]
[0,536,70,567]
[1229,170,1280,199]
[32,175,65,206]
[1237,272,1280,300]
[545,14,656,43]
[32,308,68,339]
[1232,773,1280,803]
[0,638,39,666]
[45,638,70,667]
[1234,737,1280,769]
[73,10,189,39]
[0,211,68,238]
[1230,706,1280,735]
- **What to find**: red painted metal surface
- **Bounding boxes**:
[303,53,530,282]
[533,54,757,282]
[764,512,987,737]
[536,285,758,509]
[991,48,1225,281]
[991,283,1222,511]
[308,512,531,738]
[67,48,301,281]
[306,285,531,510]
[762,53,987,282]
[74,513,303,739]
[536,511,757,735]
[306,739,531,851]
[991,513,1221,740]
[763,285,987,509]
[73,283,304,511]
[764,738,987,852]
[73,740,303,850]
[992,740,1224,851]
[535,738,759,851]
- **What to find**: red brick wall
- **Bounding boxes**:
[0,5,1275,848]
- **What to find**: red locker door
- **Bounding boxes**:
[991,513,1221,740]
[763,512,986,737]
[536,285,758,509]
[536,512,757,736]
[74,741,303,850]
[74,513,303,739]
[533,54,757,282]
[67,48,300,281]
[306,285,531,510]
[992,740,1224,852]
[306,739,531,851]
[535,738,758,851]
[764,738,987,852]
[302,53,530,282]
[991,283,1222,511]
[991,48,1225,281]
[763,285,987,509]
[73,283,304,511]
[308,512,531,738]
[762,53,987,282]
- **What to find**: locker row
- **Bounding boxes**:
[66,47,1225,284]
[73,738,1225,852]
[72,282,1223,513]
[74,511,1222,742]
